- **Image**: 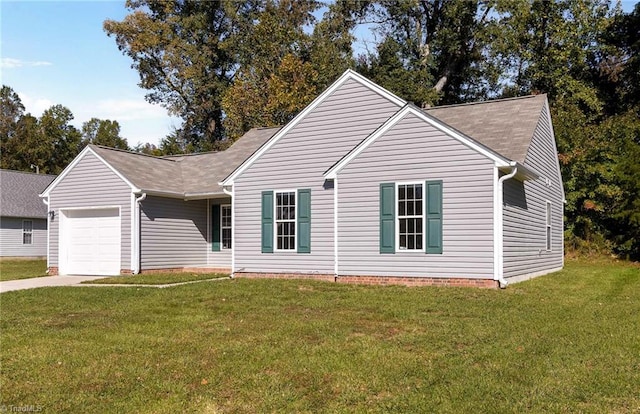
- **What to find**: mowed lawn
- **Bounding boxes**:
[1,258,638,413]
[0,259,47,281]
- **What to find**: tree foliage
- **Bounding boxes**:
[1,86,129,174]
[81,118,128,150]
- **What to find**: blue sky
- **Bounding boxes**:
[1,1,637,148]
[1,1,180,147]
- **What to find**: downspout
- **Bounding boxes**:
[333,177,339,280]
[133,192,147,274]
[496,166,517,288]
[42,196,50,272]
[222,186,234,278]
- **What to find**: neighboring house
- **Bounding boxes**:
[1,169,56,258]
[42,70,564,287]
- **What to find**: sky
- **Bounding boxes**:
[1,1,637,148]
[1,1,181,147]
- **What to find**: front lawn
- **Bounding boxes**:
[0,259,47,281]
[1,258,638,413]
[84,272,228,285]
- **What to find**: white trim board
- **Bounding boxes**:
[220,69,406,186]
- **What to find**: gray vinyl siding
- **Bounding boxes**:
[338,113,495,278]
[234,78,402,274]
[0,217,47,257]
[140,196,208,269]
[48,152,131,269]
[503,102,564,278]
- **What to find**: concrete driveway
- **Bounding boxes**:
[0,275,106,293]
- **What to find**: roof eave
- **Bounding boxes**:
[500,161,540,181]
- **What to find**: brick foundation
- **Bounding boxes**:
[47,267,58,275]
[336,275,498,288]
[234,272,498,288]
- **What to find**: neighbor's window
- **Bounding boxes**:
[221,205,232,249]
[546,201,552,251]
[398,183,423,250]
[22,220,33,245]
[276,191,296,250]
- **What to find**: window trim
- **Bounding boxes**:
[545,201,552,251]
[395,181,426,253]
[274,189,298,252]
[22,219,33,245]
[220,204,232,250]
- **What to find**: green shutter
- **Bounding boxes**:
[380,183,395,254]
[297,189,311,253]
[261,191,274,253]
[211,204,221,252]
[426,180,443,254]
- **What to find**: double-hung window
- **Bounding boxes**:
[380,180,442,254]
[221,205,232,249]
[211,204,231,252]
[398,183,423,250]
[261,189,311,253]
[546,201,552,251]
[22,220,33,245]
[276,191,296,250]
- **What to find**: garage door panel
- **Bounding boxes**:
[62,208,121,276]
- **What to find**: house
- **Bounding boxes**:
[41,70,564,287]
[1,169,56,258]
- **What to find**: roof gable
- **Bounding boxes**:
[424,94,546,164]
[41,146,138,197]
[1,170,56,218]
[220,69,406,186]
[325,105,513,179]
[43,127,280,200]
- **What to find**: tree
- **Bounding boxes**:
[81,118,129,150]
[221,0,322,140]
[351,0,498,106]
[0,85,25,142]
[104,0,247,150]
[38,105,82,174]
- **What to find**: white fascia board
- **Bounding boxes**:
[324,105,511,179]
[41,146,140,197]
[220,69,406,186]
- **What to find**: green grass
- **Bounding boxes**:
[83,272,229,285]
[0,259,47,281]
[1,258,639,413]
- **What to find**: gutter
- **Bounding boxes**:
[132,192,147,274]
[495,166,518,288]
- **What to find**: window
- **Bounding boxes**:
[22,220,33,245]
[380,181,442,254]
[546,201,552,251]
[276,191,296,250]
[397,183,423,250]
[261,189,311,254]
[221,205,232,249]
[211,204,231,252]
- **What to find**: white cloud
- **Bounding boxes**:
[93,98,170,122]
[1,57,53,68]
[17,92,54,116]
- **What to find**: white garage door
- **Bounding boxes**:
[61,208,121,275]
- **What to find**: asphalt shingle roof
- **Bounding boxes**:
[424,94,547,163]
[1,170,56,218]
[89,127,280,197]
